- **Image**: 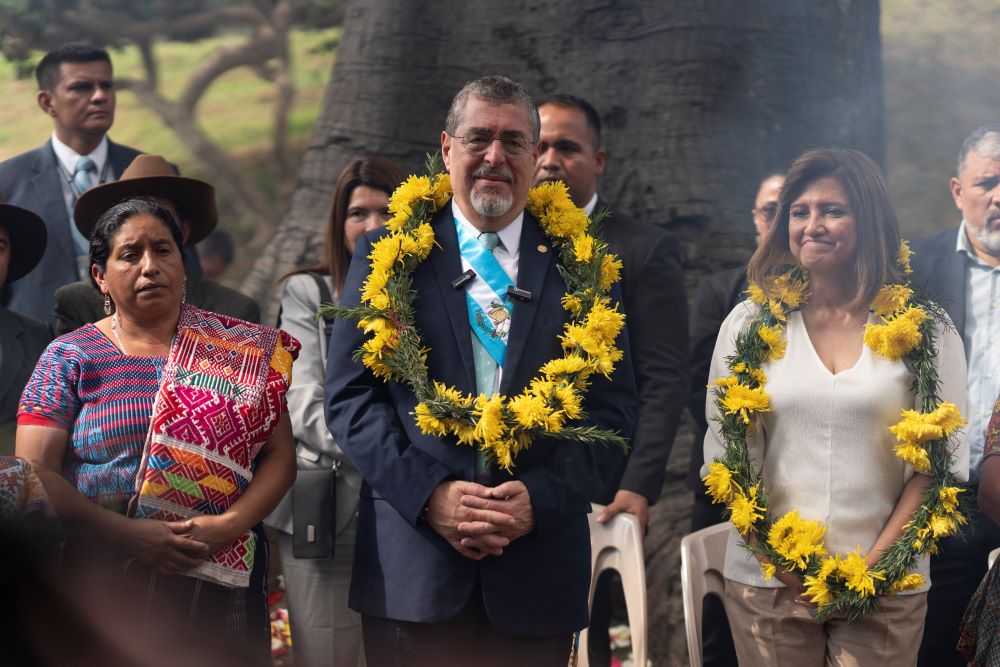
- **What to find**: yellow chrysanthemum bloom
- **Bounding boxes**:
[747,284,767,305]
[561,293,583,314]
[802,555,841,605]
[702,462,735,504]
[871,284,913,319]
[898,239,914,274]
[572,234,595,263]
[730,484,765,536]
[490,438,515,471]
[837,549,885,597]
[433,381,473,408]
[509,393,553,430]
[721,384,771,425]
[769,299,787,322]
[388,175,433,217]
[414,403,448,436]
[890,402,965,446]
[553,383,584,420]
[893,442,932,472]
[412,223,436,259]
[770,272,810,309]
[939,486,965,513]
[713,375,739,388]
[891,573,925,592]
[473,394,506,443]
[384,212,409,233]
[928,401,966,437]
[584,301,626,346]
[757,324,786,360]
[761,562,777,581]
[526,180,563,209]
[541,354,590,379]
[749,368,767,385]
[598,254,623,291]
[768,510,829,570]
[431,173,452,209]
[864,306,928,360]
[928,512,962,538]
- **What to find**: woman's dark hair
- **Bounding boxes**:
[89,196,185,289]
[747,147,902,310]
[287,157,404,293]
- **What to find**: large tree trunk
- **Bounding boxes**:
[244,2,882,663]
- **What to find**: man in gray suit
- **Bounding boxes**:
[0,42,142,324]
[0,195,52,455]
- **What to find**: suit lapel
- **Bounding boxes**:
[0,309,25,405]
[499,212,553,395]
[107,139,136,178]
[30,142,77,268]
[428,206,477,393]
[944,229,968,339]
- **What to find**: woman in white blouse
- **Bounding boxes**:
[703,148,969,666]
[267,157,403,667]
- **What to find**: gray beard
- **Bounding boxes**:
[470,188,514,218]
[967,218,1000,256]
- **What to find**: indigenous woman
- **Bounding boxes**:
[703,148,969,666]
[266,157,402,667]
[16,197,297,660]
[959,395,1000,665]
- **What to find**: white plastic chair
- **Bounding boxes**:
[578,503,647,667]
[680,522,731,667]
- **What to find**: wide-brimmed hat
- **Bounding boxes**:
[0,193,47,284]
[74,154,218,245]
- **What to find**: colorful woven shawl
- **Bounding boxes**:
[131,305,298,588]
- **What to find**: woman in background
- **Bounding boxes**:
[267,157,403,667]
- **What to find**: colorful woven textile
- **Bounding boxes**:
[0,456,52,517]
[132,305,298,588]
[18,325,165,514]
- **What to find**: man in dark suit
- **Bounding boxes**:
[534,93,688,666]
[0,196,53,455]
[325,76,636,667]
[50,154,260,333]
[0,42,144,324]
[914,125,1000,667]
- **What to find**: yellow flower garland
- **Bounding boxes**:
[325,157,627,472]
[704,249,968,621]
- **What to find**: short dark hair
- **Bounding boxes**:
[36,42,112,90]
[957,125,1000,176]
[538,93,602,148]
[748,147,901,311]
[90,196,184,289]
[445,75,539,141]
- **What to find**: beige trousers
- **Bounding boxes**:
[724,580,927,667]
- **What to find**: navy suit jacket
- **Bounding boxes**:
[910,227,968,342]
[0,139,142,323]
[324,204,637,635]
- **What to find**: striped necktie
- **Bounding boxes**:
[70,156,97,256]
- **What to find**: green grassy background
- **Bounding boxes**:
[0,28,339,287]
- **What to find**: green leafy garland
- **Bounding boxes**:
[704,250,969,622]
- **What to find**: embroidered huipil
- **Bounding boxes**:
[702,302,969,592]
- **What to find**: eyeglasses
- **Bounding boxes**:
[451,131,534,156]
[753,203,779,223]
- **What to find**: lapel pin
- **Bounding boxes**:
[537,244,548,254]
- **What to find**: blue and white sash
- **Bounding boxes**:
[454,219,514,367]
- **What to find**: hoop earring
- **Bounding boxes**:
[103,294,112,315]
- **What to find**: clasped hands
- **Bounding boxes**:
[426,480,534,560]
[119,514,240,575]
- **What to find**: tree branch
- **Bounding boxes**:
[178,31,279,115]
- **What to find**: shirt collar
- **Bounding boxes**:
[50,132,109,175]
[451,200,523,254]
[956,219,996,269]
[583,192,599,218]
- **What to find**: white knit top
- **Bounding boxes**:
[702,300,970,592]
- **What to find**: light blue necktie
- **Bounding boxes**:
[70,156,96,256]
[471,231,501,477]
